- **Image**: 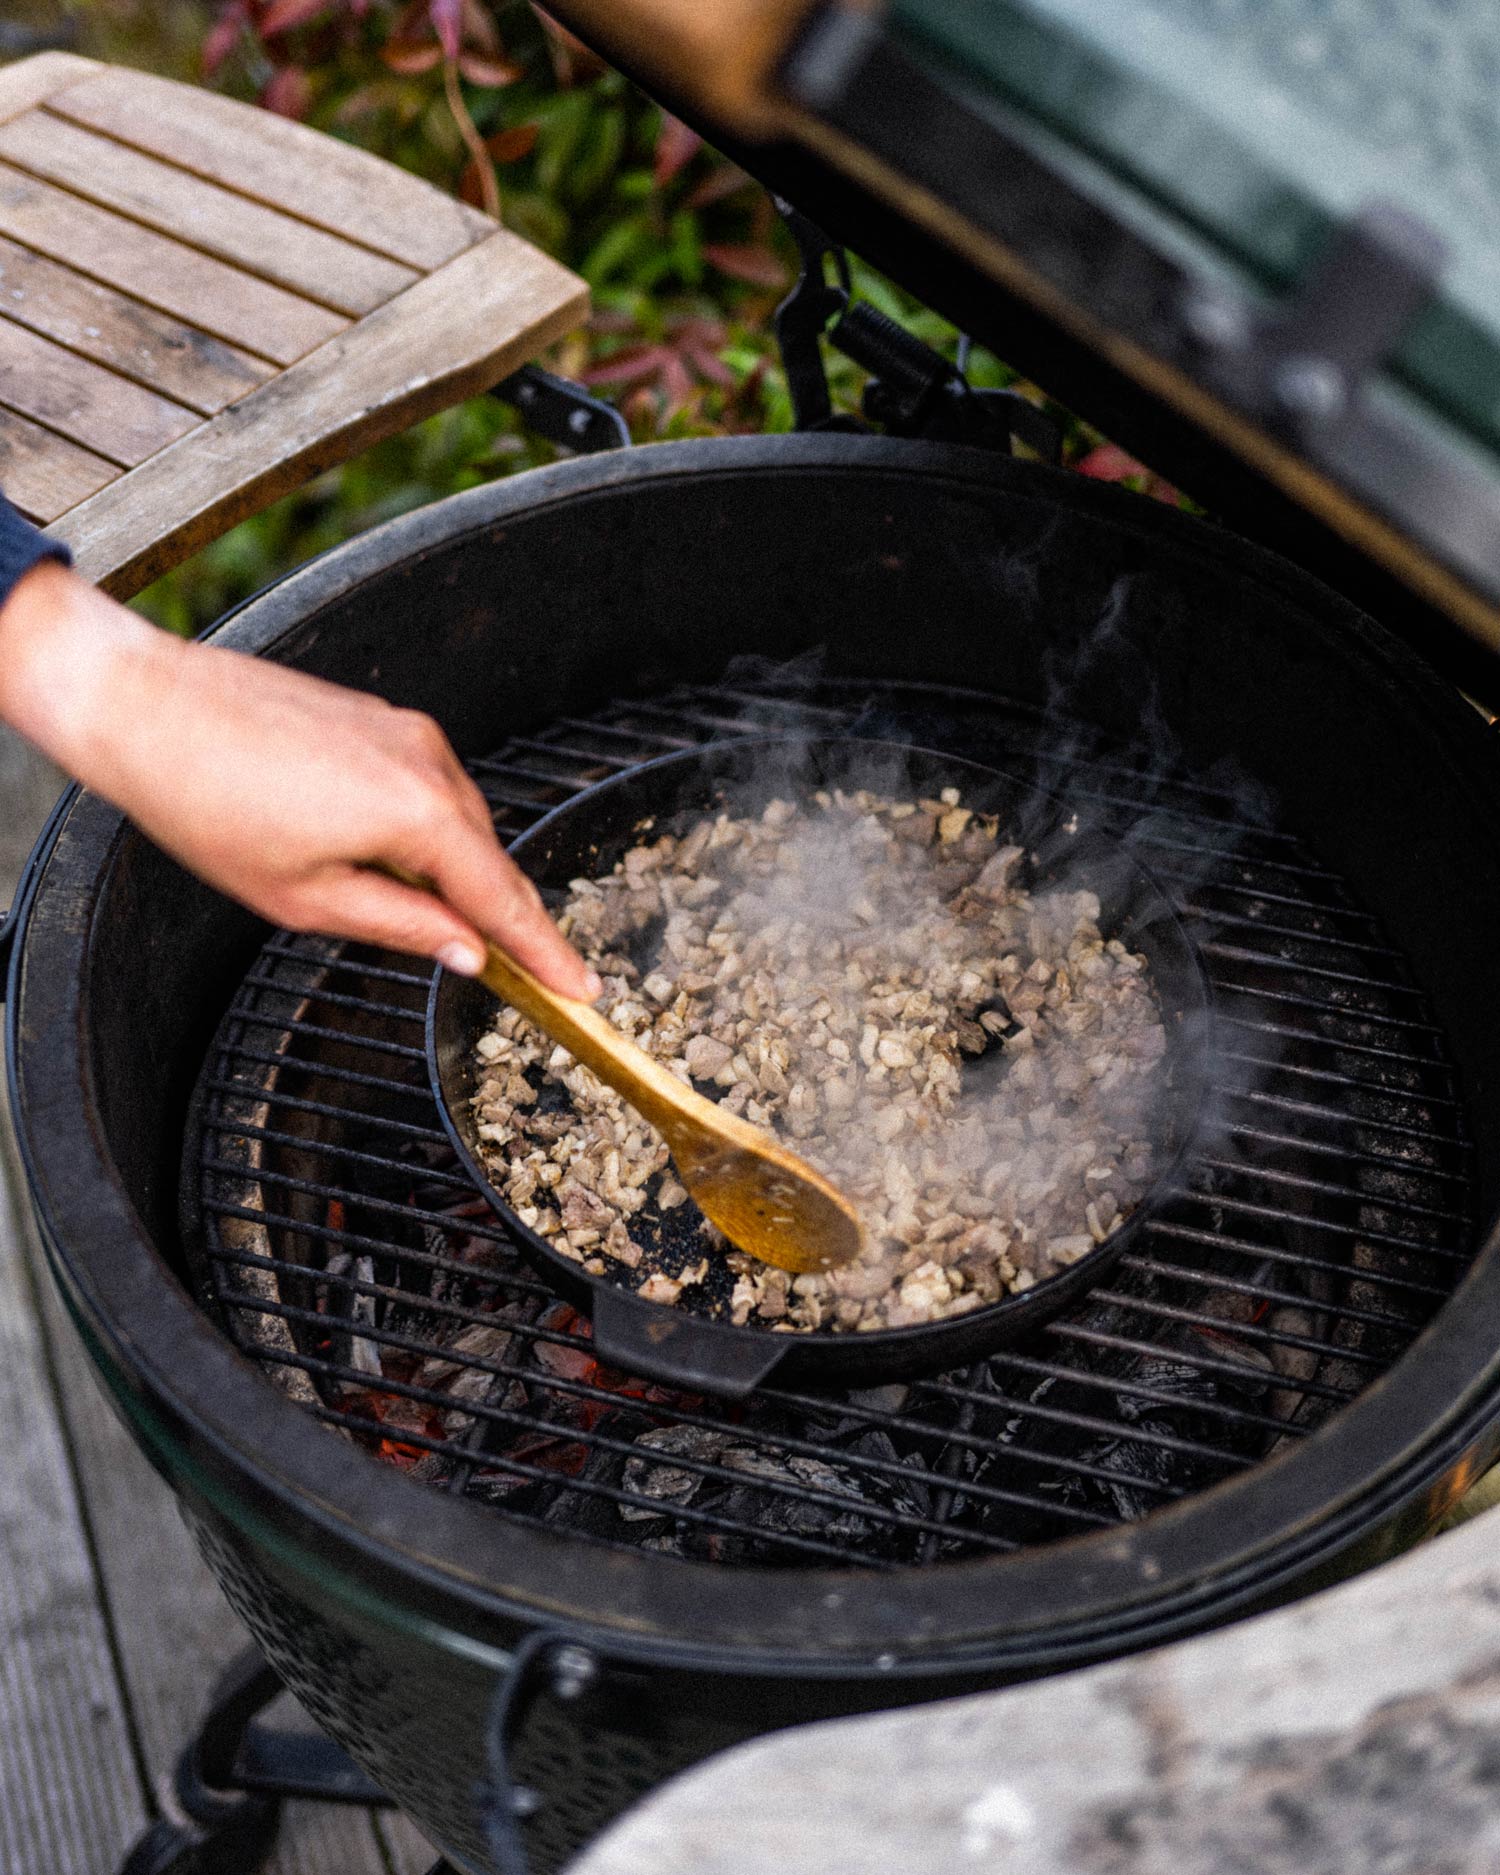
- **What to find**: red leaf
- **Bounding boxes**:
[260,66,313,118]
[581,344,673,387]
[659,352,695,417]
[532,5,607,81]
[668,314,728,347]
[1073,442,1144,484]
[701,242,788,289]
[461,0,501,50]
[683,342,737,388]
[259,0,328,34]
[653,114,703,187]
[458,50,523,86]
[382,40,443,72]
[201,6,247,75]
[685,163,751,210]
[486,122,539,161]
[429,0,463,60]
[332,80,394,123]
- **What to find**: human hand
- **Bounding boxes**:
[0,561,600,999]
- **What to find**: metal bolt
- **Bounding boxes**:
[1273,355,1347,422]
[550,1644,599,1701]
[1180,291,1251,354]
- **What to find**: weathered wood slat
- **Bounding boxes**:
[0,111,419,317]
[0,233,271,415]
[0,1088,147,1875]
[0,50,94,130]
[0,316,197,466]
[52,228,590,597]
[0,403,116,521]
[0,162,346,365]
[53,64,493,272]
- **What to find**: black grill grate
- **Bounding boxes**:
[191,678,1476,1569]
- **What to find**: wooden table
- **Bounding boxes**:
[0,51,586,596]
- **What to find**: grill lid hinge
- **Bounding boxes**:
[494,363,631,455]
[773,199,1061,459]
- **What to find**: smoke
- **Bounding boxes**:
[664,737,1180,1304]
[700,565,1288,1274]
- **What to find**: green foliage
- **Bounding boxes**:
[60,1,1176,635]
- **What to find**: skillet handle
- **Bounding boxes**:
[591,1285,786,1401]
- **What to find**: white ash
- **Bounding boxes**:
[469,785,1166,1332]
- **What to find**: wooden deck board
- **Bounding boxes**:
[53,227,589,598]
[0,400,116,520]
[0,50,585,603]
[28,1249,437,1875]
[0,1077,147,1874]
[0,314,198,465]
[0,160,346,364]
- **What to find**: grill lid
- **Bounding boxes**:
[549,0,1500,659]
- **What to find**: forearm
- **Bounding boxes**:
[0,557,172,788]
[0,549,596,995]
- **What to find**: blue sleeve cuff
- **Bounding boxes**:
[0,493,71,612]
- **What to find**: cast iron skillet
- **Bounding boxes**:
[428,737,1210,1399]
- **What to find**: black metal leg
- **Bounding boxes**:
[116,1645,393,1875]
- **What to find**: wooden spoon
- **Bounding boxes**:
[471,939,865,1274]
[385,869,866,1274]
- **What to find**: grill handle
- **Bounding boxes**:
[591,1283,787,1398]
[481,1630,604,1875]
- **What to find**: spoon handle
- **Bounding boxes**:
[474,938,716,1149]
[376,862,731,1153]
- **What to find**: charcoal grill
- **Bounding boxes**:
[14,8,1500,1875]
[12,432,1500,1875]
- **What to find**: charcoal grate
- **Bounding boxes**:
[190,677,1476,1570]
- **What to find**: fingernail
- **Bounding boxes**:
[437,941,485,976]
[581,969,604,1001]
